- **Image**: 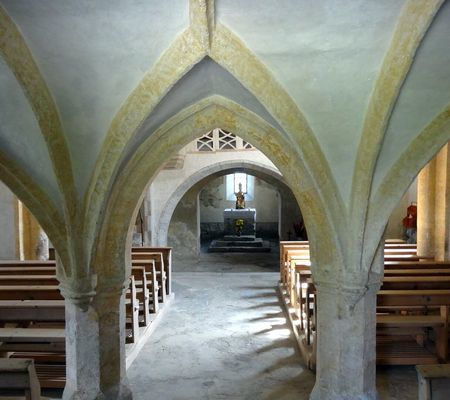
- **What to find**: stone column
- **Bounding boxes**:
[417,157,436,258]
[310,280,380,400]
[433,144,450,261]
[60,280,132,400]
[310,239,383,400]
[63,297,103,400]
[94,283,132,399]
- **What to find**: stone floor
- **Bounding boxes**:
[18,250,418,399]
[127,251,418,400]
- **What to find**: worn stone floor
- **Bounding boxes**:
[21,249,418,399]
[127,250,418,400]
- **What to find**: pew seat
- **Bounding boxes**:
[0,358,40,399]
[0,300,65,323]
[0,328,65,343]
[377,336,438,365]
[416,364,450,400]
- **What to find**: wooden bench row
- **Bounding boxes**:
[279,241,450,368]
[279,241,435,287]
[0,246,172,389]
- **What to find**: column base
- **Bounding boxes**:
[310,387,378,400]
[102,382,133,400]
[62,386,105,400]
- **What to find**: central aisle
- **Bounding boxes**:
[127,251,418,400]
[128,271,315,400]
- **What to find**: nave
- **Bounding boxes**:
[126,253,416,400]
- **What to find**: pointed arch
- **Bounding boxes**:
[93,96,342,286]
[0,150,70,268]
[363,103,450,267]
[209,24,344,238]
[85,17,345,262]
[155,160,287,246]
[84,28,206,237]
[349,0,444,265]
[0,5,76,216]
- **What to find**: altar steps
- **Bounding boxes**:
[208,237,271,253]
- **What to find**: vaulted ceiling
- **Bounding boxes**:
[0,0,449,213]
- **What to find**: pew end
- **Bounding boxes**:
[0,358,41,399]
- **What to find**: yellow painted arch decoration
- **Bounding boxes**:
[0,150,70,269]
[364,104,450,268]
[93,96,343,287]
[0,5,76,217]
[86,21,345,263]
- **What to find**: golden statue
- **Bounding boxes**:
[235,183,246,209]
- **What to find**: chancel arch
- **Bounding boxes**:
[94,96,336,282]
[154,160,301,249]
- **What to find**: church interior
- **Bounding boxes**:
[0,1,450,399]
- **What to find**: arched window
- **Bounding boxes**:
[233,173,247,193]
[226,173,254,201]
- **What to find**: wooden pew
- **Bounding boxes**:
[0,300,65,323]
[376,305,449,365]
[131,266,150,326]
[416,364,450,400]
[279,242,450,366]
[279,241,309,284]
[132,247,172,295]
[0,261,56,267]
[385,269,450,276]
[384,261,450,269]
[131,253,166,303]
[0,276,141,387]
[376,290,450,363]
[385,243,416,248]
[0,286,63,301]
[0,275,59,286]
[0,358,41,399]
[0,267,57,276]
[377,290,450,307]
[282,249,310,292]
[132,259,160,312]
[0,328,66,389]
[125,276,139,343]
[0,328,65,343]
[382,276,450,290]
[0,262,160,320]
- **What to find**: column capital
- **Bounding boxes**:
[314,278,382,311]
[96,277,130,299]
[58,277,97,309]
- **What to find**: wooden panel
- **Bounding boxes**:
[0,328,65,342]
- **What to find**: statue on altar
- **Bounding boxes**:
[235,183,246,209]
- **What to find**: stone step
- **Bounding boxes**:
[223,235,256,241]
[207,246,271,253]
[212,239,264,247]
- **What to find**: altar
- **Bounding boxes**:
[223,208,256,237]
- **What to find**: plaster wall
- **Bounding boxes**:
[218,0,406,201]
[2,0,190,194]
[385,178,417,239]
[199,175,279,223]
[148,147,277,244]
[0,181,17,259]
[167,186,200,259]
[0,56,60,204]
[374,2,450,193]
